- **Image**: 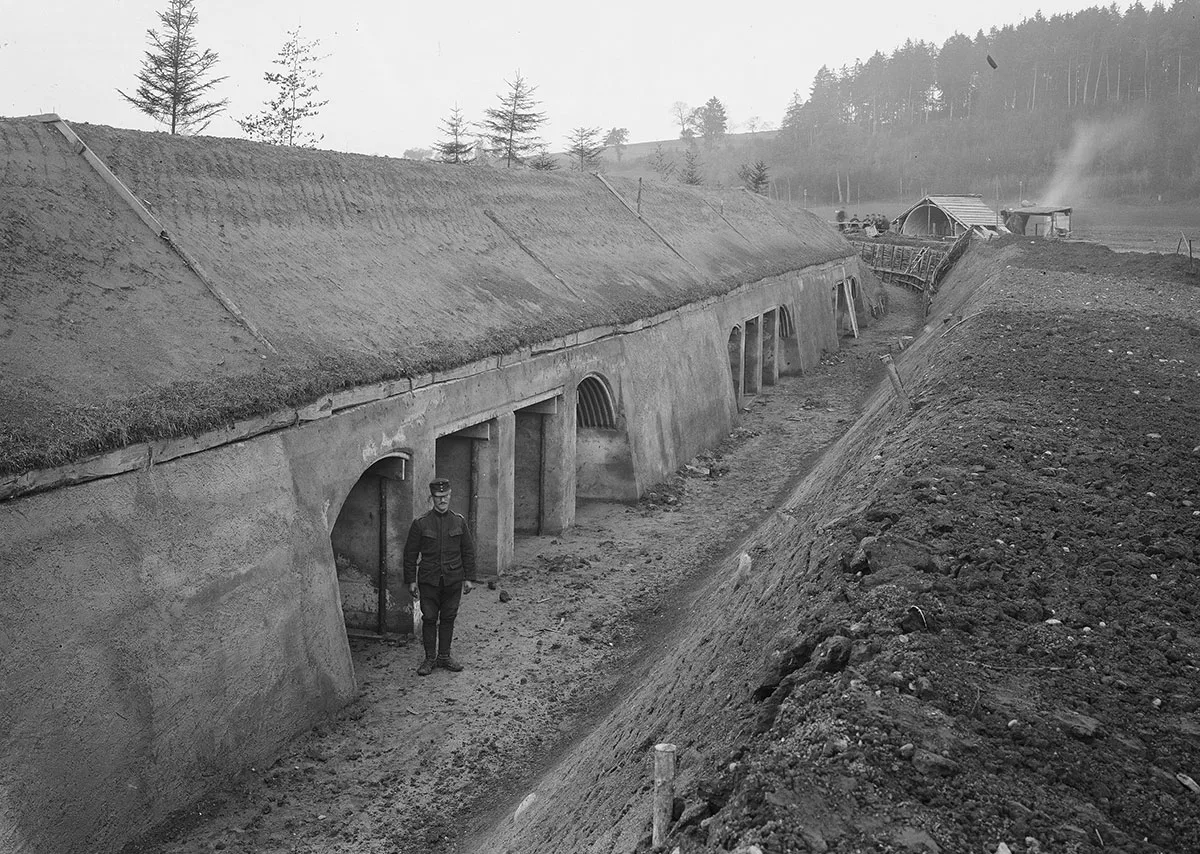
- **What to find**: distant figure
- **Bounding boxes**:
[404,478,478,676]
[835,209,847,232]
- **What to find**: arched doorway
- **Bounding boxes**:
[575,373,635,502]
[330,453,414,638]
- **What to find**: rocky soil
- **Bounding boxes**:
[646,240,1200,854]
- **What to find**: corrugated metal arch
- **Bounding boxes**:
[577,374,617,429]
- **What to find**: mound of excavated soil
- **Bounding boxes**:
[644,241,1200,854]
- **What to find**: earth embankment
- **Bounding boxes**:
[473,239,1200,854]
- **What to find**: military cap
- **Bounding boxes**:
[429,478,452,496]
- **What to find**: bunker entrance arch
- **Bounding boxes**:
[330,453,413,638]
[575,373,635,503]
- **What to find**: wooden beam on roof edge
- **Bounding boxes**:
[0,277,747,503]
[42,117,278,356]
[482,209,587,303]
[592,173,702,276]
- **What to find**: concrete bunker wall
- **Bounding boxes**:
[0,256,858,854]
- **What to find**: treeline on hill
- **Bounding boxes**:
[638,1,1200,204]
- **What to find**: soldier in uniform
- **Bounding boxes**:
[403,478,477,676]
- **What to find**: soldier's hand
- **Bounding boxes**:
[463,580,474,594]
[408,582,418,598]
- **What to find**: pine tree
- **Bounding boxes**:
[649,144,676,181]
[698,96,728,150]
[482,72,547,167]
[117,0,227,134]
[528,148,560,171]
[737,160,770,194]
[433,105,475,164]
[566,126,605,171]
[679,149,703,185]
[237,27,329,148]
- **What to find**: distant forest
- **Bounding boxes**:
[649,2,1200,204]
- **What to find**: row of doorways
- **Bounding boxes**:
[329,378,623,637]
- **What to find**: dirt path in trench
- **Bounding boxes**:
[125,282,925,854]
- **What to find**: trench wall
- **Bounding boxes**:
[0,257,862,854]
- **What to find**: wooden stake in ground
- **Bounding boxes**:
[652,743,676,848]
[879,354,912,411]
[841,273,860,338]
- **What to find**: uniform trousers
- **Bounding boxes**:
[418,578,463,659]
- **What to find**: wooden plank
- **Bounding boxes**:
[297,397,335,422]
[150,411,297,465]
[45,117,277,356]
[324,378,413,412]
[0,444,150,502]
[0,409,303,503]
[594,174,702,275]
[482,209,587,302]
[49,119,167,237]
[162,234,278,355]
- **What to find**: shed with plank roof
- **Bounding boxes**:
[892,193,1010,239]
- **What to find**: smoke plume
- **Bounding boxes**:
[1041,113,1145,206]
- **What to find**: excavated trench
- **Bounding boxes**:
[468,239,1200,854]
[130,237,1199,854]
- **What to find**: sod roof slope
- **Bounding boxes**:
[0,118,270,431]
[0,117,852,475]
[72,122,851,359]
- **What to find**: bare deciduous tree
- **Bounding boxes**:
[237,26,329,148]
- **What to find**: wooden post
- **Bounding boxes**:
[841,267,859,339]
[652,743,676,848]
[880,354,911,411]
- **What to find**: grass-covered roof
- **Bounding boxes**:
[0,117,853,477]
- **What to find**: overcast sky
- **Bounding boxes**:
[3,0,1107,157]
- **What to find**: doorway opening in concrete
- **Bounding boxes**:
[835,277,862,337]
[762,309,778,387]
[330,453,413,638]
[435,420,501,576]
[743,316,762,397]
[515,397,562,535]
[575,373,635,503]
[728,326,743,400]
[778,305,803,375]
